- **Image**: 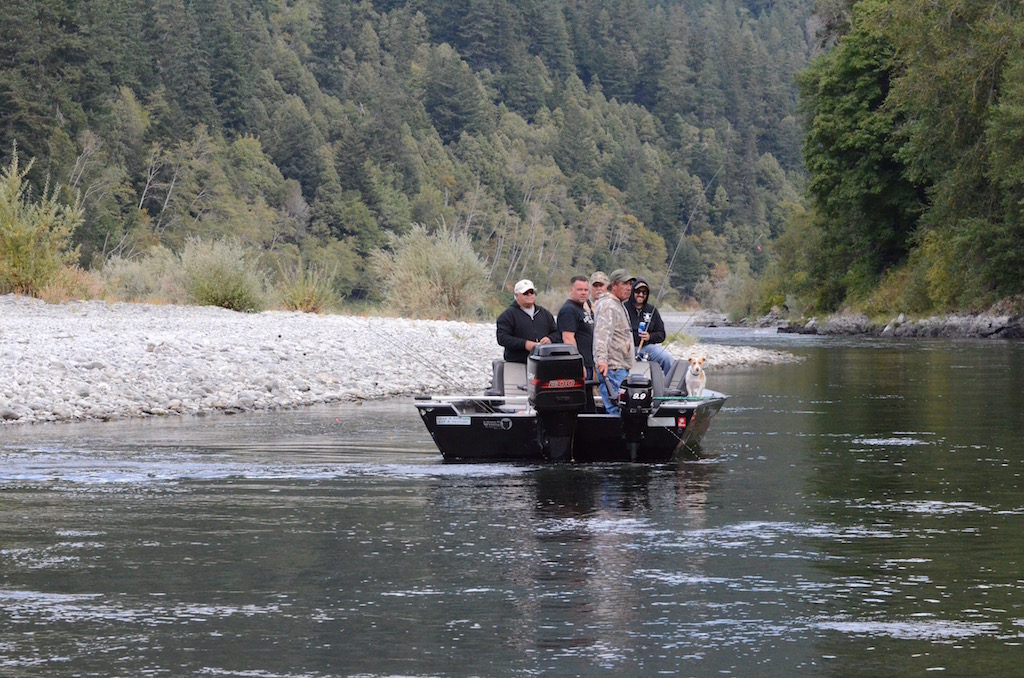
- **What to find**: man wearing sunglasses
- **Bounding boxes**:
[496,279,560,363]
[626,278,675,377]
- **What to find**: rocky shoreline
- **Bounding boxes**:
[1,295,797,426]
[718,300,1024,339]
[772,311,1024,339]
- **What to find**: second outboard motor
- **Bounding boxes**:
[528,344,586,462]
[618,373,653,461]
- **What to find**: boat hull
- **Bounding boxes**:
[415,392,726,463]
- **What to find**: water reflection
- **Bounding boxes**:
[4,339,1024,675]
[494,462,716,668]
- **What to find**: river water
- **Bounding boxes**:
[2,330,1023,676]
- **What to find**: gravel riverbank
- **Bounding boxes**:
[1,295,797,426]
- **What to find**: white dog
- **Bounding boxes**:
[685,356,706,397]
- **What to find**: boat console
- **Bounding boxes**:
[528,344,587,461]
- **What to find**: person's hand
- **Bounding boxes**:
[598,361,609,376]
[538,336,552,345]
[639,330,650,341]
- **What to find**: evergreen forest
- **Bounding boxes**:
[0,0,815,314]
[2,0,1022,318]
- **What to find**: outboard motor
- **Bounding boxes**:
[528,344,586,462]
[618,373,653,461]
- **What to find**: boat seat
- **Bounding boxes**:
[663,359,686,396]
[629,361,666,397]
[484,360,528,396]
[504,361,527,394]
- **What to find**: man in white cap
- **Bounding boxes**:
[496,279,560,363]
[592,268,636,414]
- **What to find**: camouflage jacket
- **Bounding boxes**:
[592,294,635,370]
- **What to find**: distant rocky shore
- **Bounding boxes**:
[0,295,797,426]
[721,301,1024,339]
[777,312,1024,339]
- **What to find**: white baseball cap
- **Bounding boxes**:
[513,279,535,294]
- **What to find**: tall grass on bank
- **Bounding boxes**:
[101,245,185,303]
[277,261,338,313]
[0,149,83,295]
[181,237,265,312]
[99,238,266,311]
[38,266,104,303]
[372,225,490,320]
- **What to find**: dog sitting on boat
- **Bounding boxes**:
[685,356,706,396]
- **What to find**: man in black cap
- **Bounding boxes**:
[592,268,635,414]
[626,277,675,376]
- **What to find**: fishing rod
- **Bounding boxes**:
[657,162,726,304]
[372,322,501,413]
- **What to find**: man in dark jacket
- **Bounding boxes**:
[625,278,675,376]
[496,279,560,363]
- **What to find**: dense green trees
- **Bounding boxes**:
[0,0,815,310]
[797,0,924,307]
[786,0,1024,313]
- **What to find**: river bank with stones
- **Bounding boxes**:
[0,294,799,426]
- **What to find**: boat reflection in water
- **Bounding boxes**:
[498,462,716,663]
[415,344,727,462]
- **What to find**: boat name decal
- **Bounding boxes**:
[436,415,472,426]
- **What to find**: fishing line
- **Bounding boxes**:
[373,323,500,413]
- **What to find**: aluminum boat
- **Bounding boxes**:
[414,344,727,462]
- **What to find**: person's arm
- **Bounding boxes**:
[557,306,578,347]
[593,300,610,375]
[496,308,530,352]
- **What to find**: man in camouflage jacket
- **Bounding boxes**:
[592,268,636,414]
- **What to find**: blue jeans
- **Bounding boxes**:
[638,344,675,377]
[598,368,628,415]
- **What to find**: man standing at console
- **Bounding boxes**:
[556,275,595,379]
[592,269,636,414]
[496,279,560,363]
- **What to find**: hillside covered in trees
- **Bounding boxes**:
[772,0,1024,317]
[1,0,815,314]
[8,0,1019,319]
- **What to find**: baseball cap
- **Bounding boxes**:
[589,271,610,287]
[608,269,635,285]
[513,279,535,294]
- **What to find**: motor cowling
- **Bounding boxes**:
[618,373,653,461]
[528,344,586,462]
